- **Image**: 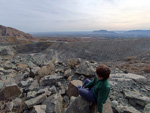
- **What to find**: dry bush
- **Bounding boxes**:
[17,63,28,70]
[124,56,137,61]
[67,58,80,68]
[38,62,55,78]
[143,65,150,73]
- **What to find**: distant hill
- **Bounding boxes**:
[93,30,116,34]
[0,25,35,44]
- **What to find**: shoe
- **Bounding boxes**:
[78,85,81,88]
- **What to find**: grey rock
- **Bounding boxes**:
[20,78,33,87]
[42,94,63,113]
[28,80,39,90]
[25,91,50,108]
[41,74,62,86]
[49,85,57,94]
[0,80,4,89]
[116,105,141,113]
[33,105,47,113]
[65,96,90,113]
[111,100,118,108]
[144,103,150,113]
[124,90,150,108]
[75,61,95,77]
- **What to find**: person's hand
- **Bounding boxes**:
[97,112,99,113]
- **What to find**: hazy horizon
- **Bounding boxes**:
[0,0,150,32]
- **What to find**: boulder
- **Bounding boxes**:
[2,83,21,99]
[42,94,63,113]
[124,90,150,108]
[65,96,90,113]
[144,103,150,113]
[110,73,146,83]
[116,105,141,113]
[25,91,50,108]
[41,74,62,86]
[67,80,82,97]
[75,61,95,77]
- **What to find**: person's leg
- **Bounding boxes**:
[78,88,96,102]
[82,79,91,87]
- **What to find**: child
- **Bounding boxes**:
[78,64,111,113]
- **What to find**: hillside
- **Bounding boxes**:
[0,25,36,44]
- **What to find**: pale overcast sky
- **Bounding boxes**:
[0,0,150,32]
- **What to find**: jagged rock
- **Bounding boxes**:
[63,96,70,108]
[2,83,21,99]
[116,105,141,113]
[75,61,95,77]
[124,90,150,108]
[12,98,22,109]
[49,85,57,94]
[27,88,50,100]
[67,80,82,97]
[20,78,33,87]
[25,91,50,108]
[28,80,39,90]
[41,74,62,86]
[3,63,16,70]
[27,91,37,100]
[65,96,90,113]
[33,105,47,113]
[30,66,40,77]
[144,103,150,113]
[42,94,63,113]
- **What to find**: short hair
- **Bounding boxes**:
[96,64,111,80]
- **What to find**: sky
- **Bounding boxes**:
[0,0,150,32]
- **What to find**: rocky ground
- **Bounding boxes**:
[0,37,150,113]
[0,51,150,113]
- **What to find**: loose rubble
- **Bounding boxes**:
[0,53,150,113]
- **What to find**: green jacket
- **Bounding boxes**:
[84,77,110,113]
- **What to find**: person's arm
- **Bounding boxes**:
[97,86,110,113]
[84,77,96,88]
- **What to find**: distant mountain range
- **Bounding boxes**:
[31,30,150,38]
[1,25,150,39]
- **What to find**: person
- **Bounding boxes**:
[78,64,111,113]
